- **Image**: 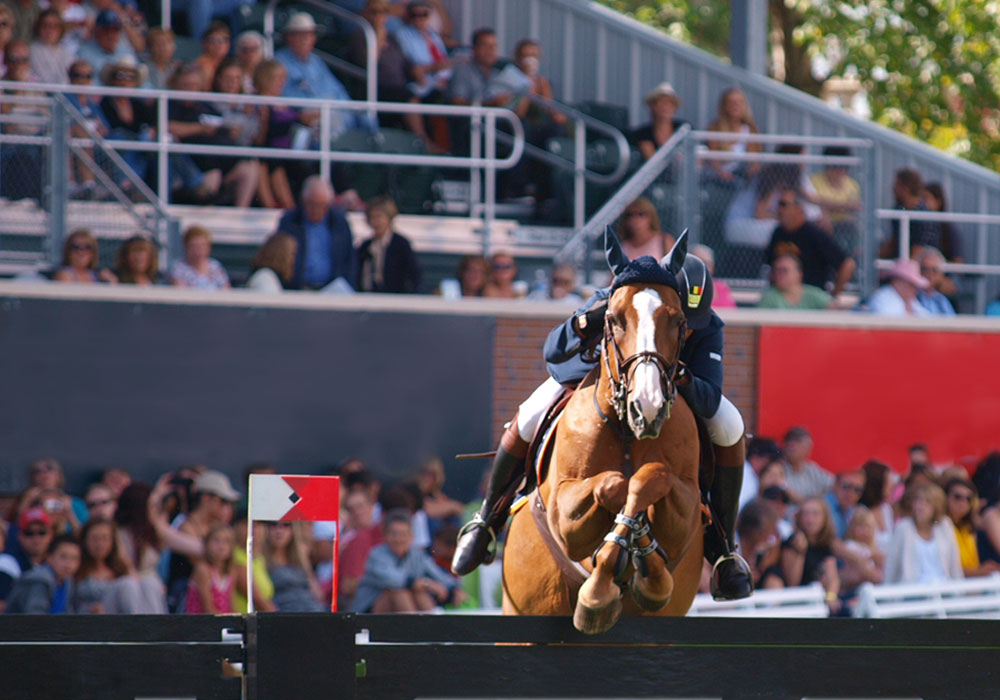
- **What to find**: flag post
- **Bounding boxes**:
[331,522,339,612]
[247,476,256,614]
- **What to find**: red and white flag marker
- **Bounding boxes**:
[247,474,340,612]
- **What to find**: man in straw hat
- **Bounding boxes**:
[275,11,377,140]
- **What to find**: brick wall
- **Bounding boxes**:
[492,316,759,443]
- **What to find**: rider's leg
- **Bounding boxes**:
[452,377,564,576]
[703,395,753,600]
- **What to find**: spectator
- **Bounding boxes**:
[114,235,158,285]
[922,182,962,275]
[394,1,451,98]
[357,195,422,293]
[163,470,238,612]
[414,457,464,539]
[246,233,297,292]
[276,176,357,291]
[864,258,931,316]
[262,521,324,611]
[252,58,305,209]
[185,524,235,614]
[276,12,377,140]
[757,455,788,494]
[167,62,259,208]
[22,458,88,526]
[74,517,165,613]
[447,27,509,156]
[455,254,488,297]
[78,10,138,83]
[836,506,885,604]
[972,452,1000,567]
[757,253,832,310]
[633,81,686,163]
[98,55,159,195]
[760,485,794,540]
[101,468,132,498]
[53,229,117,284]
[781,497,840,613]
[880,168,940,259]
[809,146,861,256]
[858,460,896,553]
[232,518,276,613]
[47,0,87,54]
[29,9,72,83]
[0,522,17,612]
[169,0,252,44]
[738,436,782,511]
[88,0,146,53]
[944,477,1000,578]
[144,26,180,89]
[782,426,834,504]
[915,247,956,315]
[691,244,735,309]
[0,5,15,75]
[617,197,674,261]
[234,30,264,94]
[735,498,784,590]
[825,469,866,539]
[4,533,80,614]
[704,87,761,185]
[0,0,35,43]
[210,58,261,147]
[83,484,117,522]
[337,489,384,610]
[193,20,230,90]
[169,225,231,290]
[483,251,522,298]
[36,486,81,536]
[885,482,962,584]
[66,59,114,200]
[527,263,584,305]
[0,39,46,203]
[351,509,461,612]
[348,1,413,107]
[765,188,855,297]
[0,507,53,610]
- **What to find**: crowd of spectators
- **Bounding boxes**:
[0,455,476,615]
[734,432,1000,616]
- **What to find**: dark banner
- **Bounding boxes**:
[0,298,494,500]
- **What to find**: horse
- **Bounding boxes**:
[501,232,703,634]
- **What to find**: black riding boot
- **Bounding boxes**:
[452,433,527,576]
[704,446,753,600]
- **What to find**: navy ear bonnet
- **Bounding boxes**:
[610,255,679,295]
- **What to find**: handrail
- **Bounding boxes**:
[263,0,377,105]
[556,123,691,272]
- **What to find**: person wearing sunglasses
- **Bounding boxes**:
[824,469,866,539]
[53,229,118,283]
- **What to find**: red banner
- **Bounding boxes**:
[758,326,1000,474]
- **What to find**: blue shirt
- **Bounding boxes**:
[917,289,955,316]
[77,37,139,86]
[824,491,852,540]
[304,219,334,287]
[275,47,377,138]
[49,571,71,614]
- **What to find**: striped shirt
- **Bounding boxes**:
[785,460,834,501]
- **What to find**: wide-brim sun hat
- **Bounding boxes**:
[887,258,930,289]
[193,470,241,502]
[99,55,148,85]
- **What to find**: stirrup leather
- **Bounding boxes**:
[458,513,499,564]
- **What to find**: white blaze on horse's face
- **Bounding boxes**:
[628,288,668,439]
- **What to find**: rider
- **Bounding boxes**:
[452,238,753,601]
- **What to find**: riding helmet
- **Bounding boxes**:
[678,255,714,329]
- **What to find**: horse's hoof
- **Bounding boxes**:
[573,596,622,635]
[629,572,673,612]
[574,577,623,634]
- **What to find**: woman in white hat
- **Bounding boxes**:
[633,81,687,162]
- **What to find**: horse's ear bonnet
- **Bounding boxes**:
[661,229,688,276]
[607,226,681,294]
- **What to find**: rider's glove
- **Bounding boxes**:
[675,362,691,386]
[572,299,608,342]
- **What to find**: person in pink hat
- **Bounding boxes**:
[864,258,931,316]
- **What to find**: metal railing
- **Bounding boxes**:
[877,209,1000,314]
[262,0,377,106]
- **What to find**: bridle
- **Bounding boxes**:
[600,291,687,430]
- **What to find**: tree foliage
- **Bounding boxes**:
[597,0,1000,171]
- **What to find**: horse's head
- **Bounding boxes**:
[603,229,688,440]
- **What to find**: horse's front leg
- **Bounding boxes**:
[623,462,678,612]
[553,470,628,561]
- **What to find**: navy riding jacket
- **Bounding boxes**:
[543,288,724,419]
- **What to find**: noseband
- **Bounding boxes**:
[601,303,686,428]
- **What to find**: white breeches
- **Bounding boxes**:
[515,377,565,442]
[707,395,745,448]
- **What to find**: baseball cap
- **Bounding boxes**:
[193,470,240,502]
[19,506,52,530]
[95,10,123,28]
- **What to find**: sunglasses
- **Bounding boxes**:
[23,528,51,537]
[86,497,115,509]
[839,484,864,494]
[777,200,797,208]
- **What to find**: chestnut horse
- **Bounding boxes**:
[501,233,702,634]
